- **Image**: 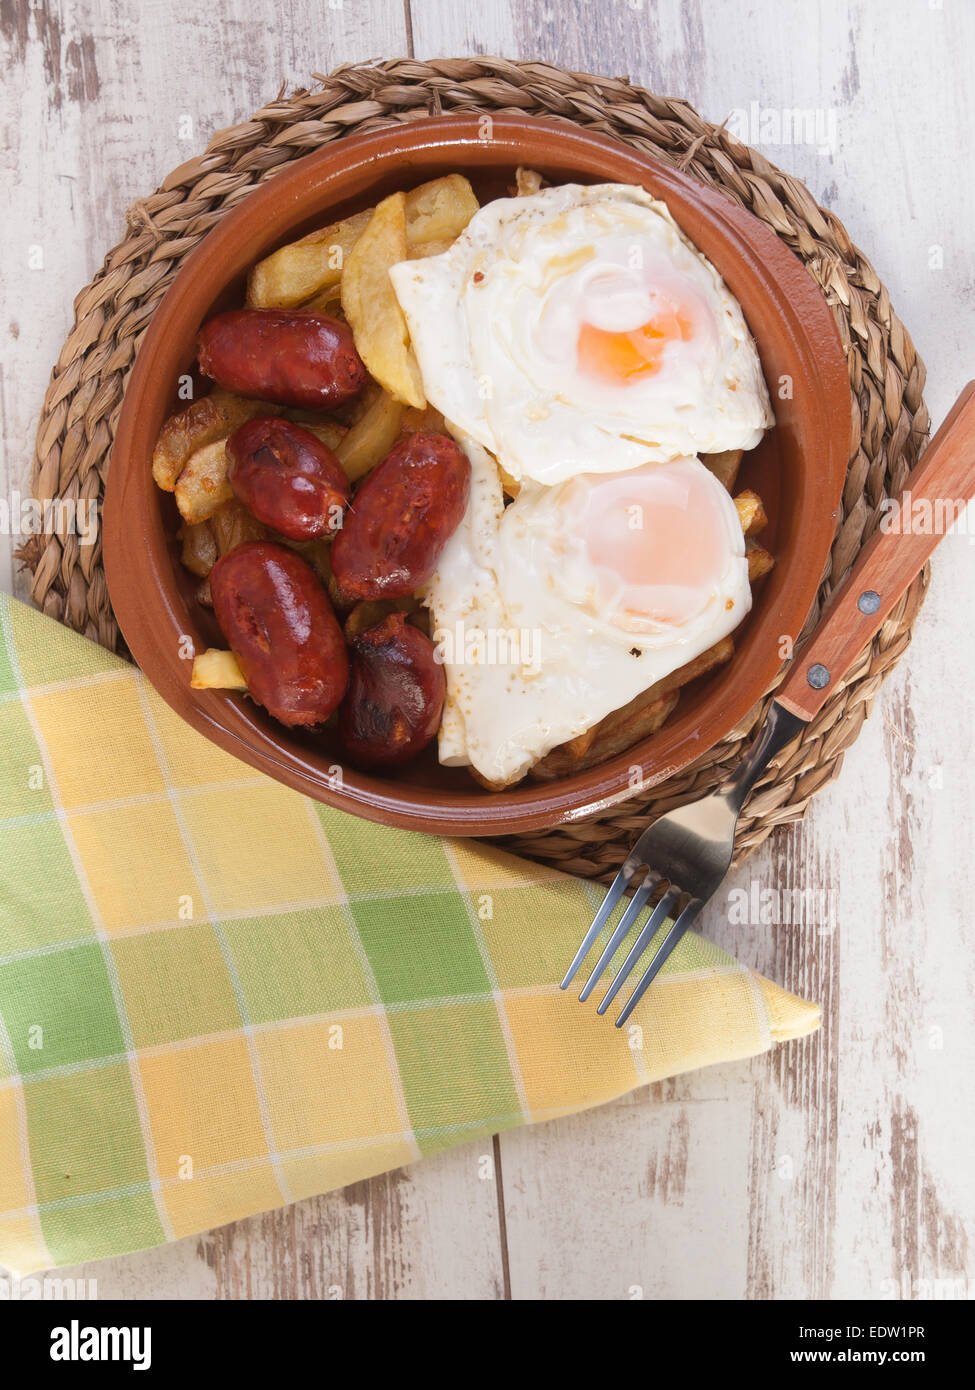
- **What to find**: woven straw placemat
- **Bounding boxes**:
[20,58,931,882]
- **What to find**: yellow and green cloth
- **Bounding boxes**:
[0,593,819,1275]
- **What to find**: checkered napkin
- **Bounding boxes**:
[0,593,819,1274]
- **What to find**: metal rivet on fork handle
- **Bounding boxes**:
[806,663,830,689]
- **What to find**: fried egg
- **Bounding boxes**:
[427,433,750,785]
[390,183,773,486]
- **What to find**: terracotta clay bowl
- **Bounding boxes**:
[104,113,849,836]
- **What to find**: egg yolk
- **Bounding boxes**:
[579,461,730,626]
[576,307,695,384]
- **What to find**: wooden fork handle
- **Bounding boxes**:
[776,381,975,724]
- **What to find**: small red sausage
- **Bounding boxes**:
[339,612,445,767]
[331,432,471,600]
[210,540,348,727]
[226,417,350,541]
[197,308,367,410]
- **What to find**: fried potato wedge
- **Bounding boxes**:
[174,440,233,523]
[405,174,479,247]
[191,648,247,690]
[298,420,348,453]
[246,176,477,312]
[276,536,351,612]
[341,192,426,409]
[468,765,526,792]
[746,538,775,581]
[407,236,456,260]
[209,498,268,556]
[498,463,520,499]
[515,167,545,197]
[343,596,420,641]
[179,520,218,578]
[734,489,768,537]
[399,403,447,437]
[152,391,269,492]
[335,387,403,481]
[701,447,743,493]
[299,283,343,314]
[561,726,597,759]
[271,534,333,583]
[528,691,680,782]
[246,209,373,309]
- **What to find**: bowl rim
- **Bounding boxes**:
[104,112,850,837]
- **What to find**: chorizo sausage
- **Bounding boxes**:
[198,308,366,410]
[330,432,470,600]
[339,612,445,766]
[226,417,350,540]
[210,540,348,726]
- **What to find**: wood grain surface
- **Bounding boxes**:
[2,0,974,1299]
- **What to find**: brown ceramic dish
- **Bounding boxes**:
[104,113,849,836]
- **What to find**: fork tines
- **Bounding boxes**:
[560,866,702,1026]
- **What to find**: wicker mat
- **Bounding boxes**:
[21,58,931,883]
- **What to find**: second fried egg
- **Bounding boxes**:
[427,434,751,786]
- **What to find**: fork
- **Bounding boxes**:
[563,381,975,1026]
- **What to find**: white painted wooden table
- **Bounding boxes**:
[2,0,973,1299]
